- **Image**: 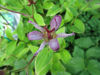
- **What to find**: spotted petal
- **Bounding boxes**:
[57,33,75,38]
[50,16,62,31]
[49,39,59,51]
[28,20,45,32]
[27,31,43,40]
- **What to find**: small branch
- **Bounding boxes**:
[0,5,31,17]
[10,54,36,72]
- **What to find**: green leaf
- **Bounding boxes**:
[34,12,45,26]
[13,42,26,55]
[86,47,100,59]
[46,5,61,16]
[56,27,65,34]
[14,59,27,70]
[60,50,72,64]
[43,1,54,10]
[17,21,25,40]
[52,71,71,75]
[5,28,14,40]
[16,48,29,58]
[36,1,44,14]
[70,19,85,33]
[28,44,38,54]
[80,71,89,75]
[59,0,64,4]
[75,37,94,48]
[5,0,23,10]
[4,56,16,66]
[51,53,65,74]
[73,46,84,58]
[66,57,85,74]
[19,71,26,75]
[6,41,17,55]
[64,8,73,23]
[87,60,100,75]
[35,48,53,75]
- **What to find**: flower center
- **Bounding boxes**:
[43,26,56,41]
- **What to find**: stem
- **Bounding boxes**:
[0,5,31,17]
[11,54,36,72]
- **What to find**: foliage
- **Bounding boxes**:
[0,0,100,75]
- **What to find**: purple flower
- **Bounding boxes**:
[28,15,75,56]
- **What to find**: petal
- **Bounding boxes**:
[49,39,59,51]
[27,31,43,40]
[34,41,47,56]
[28,20,45,32]
[57,33,75,38]
[50,15,62,31]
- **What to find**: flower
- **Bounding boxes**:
[27,15,75,56]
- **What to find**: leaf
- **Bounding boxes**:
[80,71,89,75]
[86,47,100,59]
[16,48,29,58]
[51,53,65,74]
[13,42,26,55]
[14,59,27,70]
[70,19,85,33]
[58,38,66,49]
[5,28,14,40]
[46,5,61,16]
[56,27,65,34]
[28,44,38,54]
[35,1,44,14]
[75,37,94,48]
[87,59,100,75]
[52,71,71,75]
[64,8,73,23]
[34,12,45,26]
[4,56,16,66]
[66,57,85,74]
[35,48,53,75]
[73,46,84,58]
[5,0,23,10]
[17,21,25,40]
[43,1,54,10]
[6,41,17,55]
[60,50,72,64]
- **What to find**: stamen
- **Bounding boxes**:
[43,26,55,40]
[43,26,49,33]
[49,28,55,33]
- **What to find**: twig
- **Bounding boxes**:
[0,5,31,17]
[10,55,36,72]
